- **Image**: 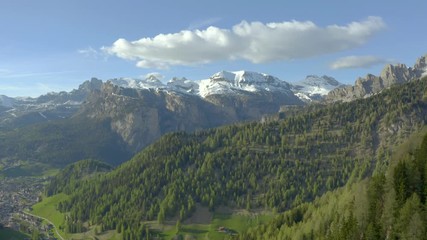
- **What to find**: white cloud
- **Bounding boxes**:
[330,55,389,69]
[104,16,386,69]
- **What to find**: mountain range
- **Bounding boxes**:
[2,54,427,239]
[45,71,427,239]
[0,79,102,129]
[81,71,308,151]
[106,70,338,101]
[3,54,426,128]
[0,55,426,165]
[0,71,348,135]
[0,71,342,156]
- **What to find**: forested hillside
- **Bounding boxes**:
[47,77,427,239]
[0,117,131,166]
[237,128,427,239]
[44,159,112,196]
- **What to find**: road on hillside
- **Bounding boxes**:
[23,211,65,240]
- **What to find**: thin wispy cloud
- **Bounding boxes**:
[0,70,74,97]
[0,70,74,79]
[0,83,49,92]
[103,16,386,69]
[78,47,108,60]
[330,55,390,69]
[78,47,98,57]
[0,81,73,97]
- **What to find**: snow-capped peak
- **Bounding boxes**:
[197,70,293,98]
[210,70,279,85]
[106,71,345,101]
[211,70,237,83]
[145,74,162,83]
[291,75,347,101]
[106,70,294,98]
[301,75,342,87]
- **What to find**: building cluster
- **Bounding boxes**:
[12,212,57,239]
[0,176,44,229]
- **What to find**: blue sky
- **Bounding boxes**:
[0,0,426,97]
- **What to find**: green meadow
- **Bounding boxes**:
[31,196,273,240]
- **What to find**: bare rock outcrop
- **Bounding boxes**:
[326,55,427,102]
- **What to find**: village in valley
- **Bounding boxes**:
[0,175,56,239]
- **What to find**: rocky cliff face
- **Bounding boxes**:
[326,55,427,102]
[79,79,304,152]
[80,83,229,151]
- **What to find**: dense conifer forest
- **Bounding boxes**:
[236,128,427,239]
[46,77,427,239]
[0,118,131,166]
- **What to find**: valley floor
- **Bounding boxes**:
[0,176,44,228]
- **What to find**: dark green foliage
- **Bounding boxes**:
[45,159,112,196]
[0,117,131,167]
[394,160,413,205]
[48,78,427,237]
[395,193,425,239]
[393,132,427,206]
[238,116,427,240]
[365,174,386,239]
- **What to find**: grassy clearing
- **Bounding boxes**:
[0,228,29,240]
[31,196,273,240]
[179,224,211,239]
[31,193,123,240]
[31,193,69,239]
[161,208,273,240]
[207,210,273,240]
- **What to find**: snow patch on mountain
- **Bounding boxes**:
[292,75,347,101]
[167,77,199,94]
[107,70,295,98]
[198,70,293,98]
[109,76,166,90]
[105,71,344,102]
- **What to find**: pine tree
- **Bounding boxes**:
[157,207,165,224]
[175,219,181,234]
